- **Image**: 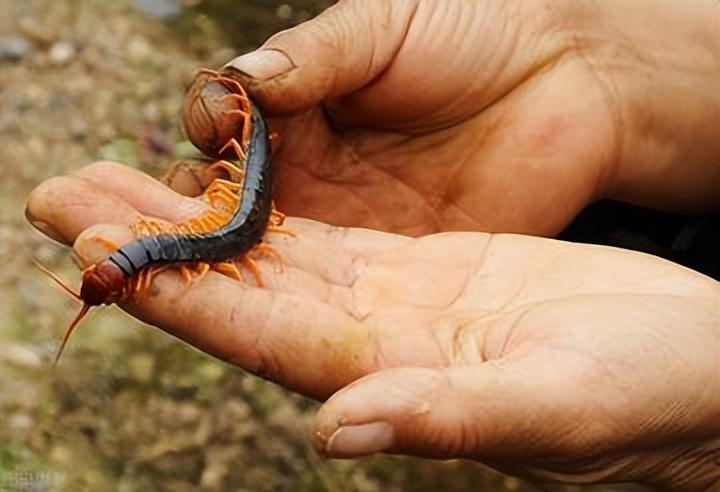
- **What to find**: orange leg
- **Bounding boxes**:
[208,159,244,180]
[129,266,166,296]
[179,265,193,285]
[251,243,283,266]
[143,265,170,291]
[266,224,296,237]
[94,237,120,251]
[197,212,226,229]
[219,138,247,162]
[204,178,240,196]
[196,67,221,78]
[269,204,286,226]
[212,261,244,282]
[204,189,239,215]
[216,74,249,99]
[131,218,171,237]
[204,180,241,201]
[239,256,263,287]
[194,262,210,281]
[133,269,147,294]
[224,109,252,145]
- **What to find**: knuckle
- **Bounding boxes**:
[76,160,125,178]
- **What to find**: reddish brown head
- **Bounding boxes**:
[47,260,126,364]
[183,68,251,158]
[80,260,127,306]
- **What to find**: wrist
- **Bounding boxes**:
[588,1,720,211]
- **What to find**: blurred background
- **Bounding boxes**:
[1,1,711,491]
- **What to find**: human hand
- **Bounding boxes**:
[26,162,720,490]
[219,0,720,237]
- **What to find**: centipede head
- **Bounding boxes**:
[183,68,251,158]
[80,260,126,307]
[35,259,127,364]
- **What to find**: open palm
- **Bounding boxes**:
[27,162,720,489]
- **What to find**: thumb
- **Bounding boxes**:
[224,0,417,116]
[314,364,565,461]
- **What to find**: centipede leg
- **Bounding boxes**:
[224,109,252,145]
[194,262,210,281]
[203,182,240,214]
[212,261,244,282]
[266,224,296,237]
[94,237,120,251]
[269,204,286,226]
[239,256,263,287]
[142,266,170,291]
[133,269,146,293]
[196,68,221,78]
[251,243,284,273]
[207,160,244,180]
[200,210,227,229]
[217,74,249,99]
[219,138,246,162]
[179,265,193,285]
[131,218,170,237]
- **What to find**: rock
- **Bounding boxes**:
[9,413,32,430]
[127,36,152,63]
[132,0,180,20]
[128,353,155,382]
[276,4,293,20]
[0,36,30,61]
[0,343,42,368]
[48,40,76,65]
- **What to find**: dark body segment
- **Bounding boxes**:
[108,102,272,276]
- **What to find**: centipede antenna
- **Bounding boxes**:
[32,258,82,301]
[54,303,91,366]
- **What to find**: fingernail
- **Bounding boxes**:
[226,48,296,81]
[324,422,394,458]
[28,219,65,243]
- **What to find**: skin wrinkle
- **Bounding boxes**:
[446,315,485,366]
[249,294,296,387]
[427,318,452,367]
[325,0,418,111]
[438,147,479,226]
[491,305,534,361]
[572,50,624,201]
[446,233,493,310]
[341,143,440,230]
[344,255,370,322]
[282,162,385,230]
[458,4,516,119]
[231,289,270,354]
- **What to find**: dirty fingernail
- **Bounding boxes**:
[28,219,65,243]
[226,49,295,81]
[323,422,394,458]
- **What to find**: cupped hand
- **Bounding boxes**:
[223,0,720,236]
[26,162,720,490]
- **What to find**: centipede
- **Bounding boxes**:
[39,67,288,363]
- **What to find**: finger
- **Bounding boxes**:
[313,362,575,461]
[223,0,416,116]
[159,158,223,197]
[26,174,142,245]
[27,166,408,284]
[72,161,210,223]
